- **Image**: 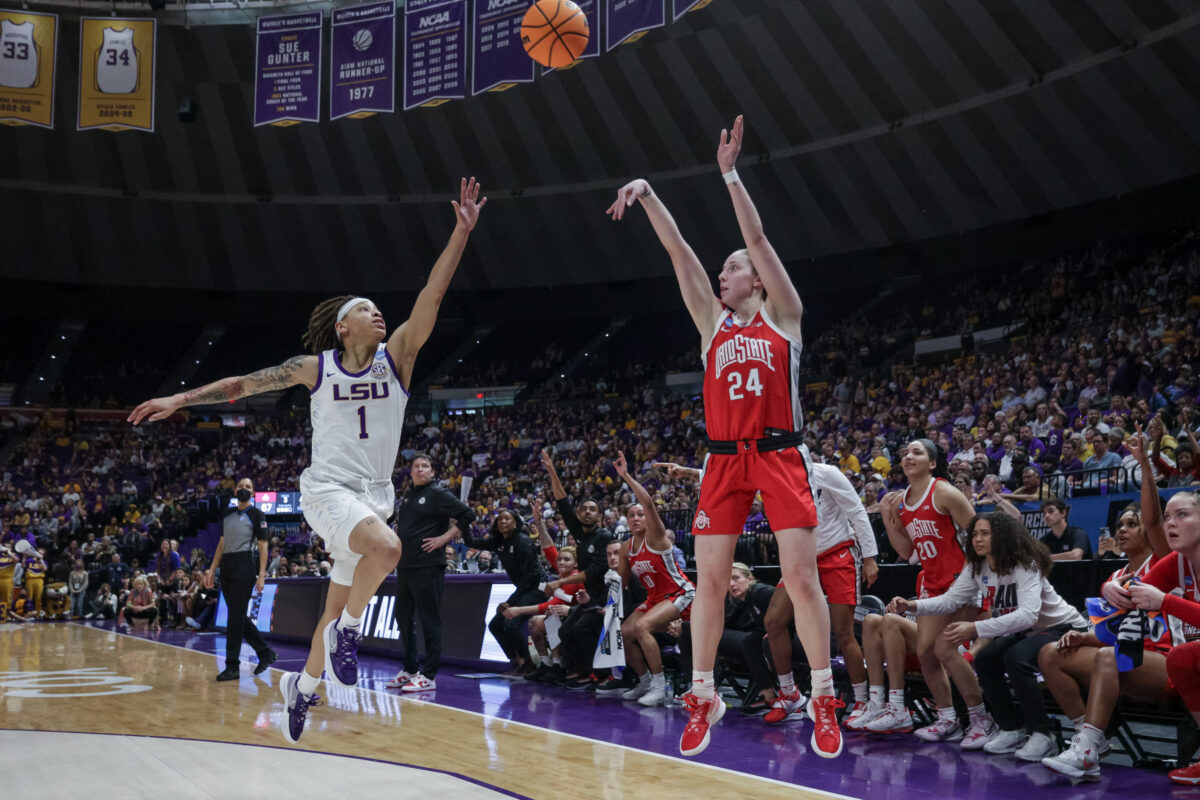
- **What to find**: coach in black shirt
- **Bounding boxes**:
[390,453,476,691]
[206,477,277,682]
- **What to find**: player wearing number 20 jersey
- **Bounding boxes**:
[899,476,965,597]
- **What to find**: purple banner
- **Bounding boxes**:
[606,0,664,52]
[673,0,711,21]
[330,1,395,120]
[403,0,466,109]
[471,0,533,95]
[254,12,322,127]
[543,0,598,73]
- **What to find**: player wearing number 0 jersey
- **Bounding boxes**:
[607,114,841,760]
[129,177,487,747]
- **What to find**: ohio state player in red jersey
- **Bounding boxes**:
[607,114,843,759]
[877,440,994,747]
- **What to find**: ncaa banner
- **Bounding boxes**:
[673,0,713,20]
[403,0,466,110]
[592,569,626,669]
[540,0,598,74]
[255,11,322,127]
[77,17,155,132]
[330,1,395,120]
[470,0,533,95]
[0,9,57,128]
[607,0,664,52]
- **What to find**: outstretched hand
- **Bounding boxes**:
[128,395,182,426]
[606,179,649,221]
[613,450,628,478]
[717,114,744,173]
[539,448,555,472]
[452,177,487,231]
[1127,422,1149,463]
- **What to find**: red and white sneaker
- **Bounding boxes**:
[385,670,418,689]
[400,673,436,692]
[809,695,846,758]
[679,694,726,756]
[843,700,869,729]
[1170,761,1200,785]
[763,689,807,725]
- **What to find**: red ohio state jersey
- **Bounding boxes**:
[702,308,803,441]
[629,539,694,604]
[899,477,965,592]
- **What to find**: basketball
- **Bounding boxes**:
[520,0,589,69]
[352,29,373,52]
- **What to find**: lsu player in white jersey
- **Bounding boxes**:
[129,177,486,744]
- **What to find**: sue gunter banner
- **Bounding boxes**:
[0,9,57,128]
[255,11,322,127]
[330,1,395,120]
[77,17,155,132]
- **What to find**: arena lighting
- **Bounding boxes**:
[476,393,483,399]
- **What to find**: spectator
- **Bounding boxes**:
[121,574,159,630]
[85,582,117,620]
[68,559,88,619]
[1038,499,1091,561]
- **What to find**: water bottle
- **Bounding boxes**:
[663,673,676,708]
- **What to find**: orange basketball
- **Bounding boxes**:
[520,0,589,69]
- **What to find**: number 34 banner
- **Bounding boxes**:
[78,17,156,132]
[0,9,57,129]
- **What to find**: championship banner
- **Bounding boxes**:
[254,11,322,127]
[330,1,395,120]
[543,0,598,73]
[607,0,664,52]
[673,0,713,20]
[77,17,155,132]
[470,0,533,95]
[0,9,57,128]
[403,0,466,109]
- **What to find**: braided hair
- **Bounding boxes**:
[301,295,355,355]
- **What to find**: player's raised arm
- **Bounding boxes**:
[388,177,487,386]
[606,178,722,338]
[718,115,803,334]
[127,355,318,425]
[614,450,668,547]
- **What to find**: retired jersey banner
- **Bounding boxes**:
[0,10,57,128]
[77,17,155,132]
[255,12,322,127]
[330,1,395,120]
[672,0,712,20]
[607,0,664,51]
[541,0,598,73]
[470,0,533,95]
[403,0,465,109]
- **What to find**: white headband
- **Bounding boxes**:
[334,297,373,330]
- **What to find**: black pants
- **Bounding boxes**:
[489,587,547,665]
[393,566,445,678]
[677,623,772,693]
[974,625,1077,733]
[558,603,606,675]
[219,553,270,671]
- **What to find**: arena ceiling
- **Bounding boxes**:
[2,0,1200,293]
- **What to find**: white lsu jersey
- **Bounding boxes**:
[810,461,879,558]
[304,343,409,488]
[0,20,37,89]
[96,27,138,94]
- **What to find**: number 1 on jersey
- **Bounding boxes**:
[727,368,764,401]
[356,405,369,440]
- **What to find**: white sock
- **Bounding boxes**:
[810,667,834,697]
[852,680,868,703]
[966,702,987,718]
[651,672,665,689]
[549,655,561,666]
[778,672,796,695]
[1080,723,1107,751]
[692,670,715,700]
[888,689,905,711]
[869,685,885,708]
[297,670,321,697]
[639,671,651,685]
[1069,714,1085,729]
[339,609,362,628]
[937,706,956,722]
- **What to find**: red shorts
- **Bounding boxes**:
[816,542,860,606]
[918,573,958,600]
[635,589,693,621]
[691,447,817,536]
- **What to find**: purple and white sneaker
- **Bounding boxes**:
[323,618,362,689]
[279,672,317,744]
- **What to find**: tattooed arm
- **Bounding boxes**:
[127,355,318,425]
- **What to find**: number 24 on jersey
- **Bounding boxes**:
[727,368,764,401]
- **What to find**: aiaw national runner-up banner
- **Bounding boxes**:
[0,9,57,128]
[77,17,155,132]
[255,11,322,127]
[330,1,395,120]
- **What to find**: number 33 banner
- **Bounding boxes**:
[0,9,57,129]
[78,17,156,132]
[330,1,395,121]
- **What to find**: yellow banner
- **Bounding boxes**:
[77,17,155,132]
[0,9,57,128]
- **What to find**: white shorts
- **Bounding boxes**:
[300,472,394,586]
